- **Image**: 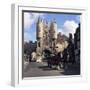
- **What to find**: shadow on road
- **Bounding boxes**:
[23,62,80,77]
[38,66,58,71]
[60,63,80,75]
[38,63,80,75]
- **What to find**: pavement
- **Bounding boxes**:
[24,61,29,70]
[23,61,80,77]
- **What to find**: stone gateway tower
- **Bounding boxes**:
[49,19,57,53]
[36,17,44,55]
[36,17,49,62]
[36,18,57,55]
[36,17,68,62]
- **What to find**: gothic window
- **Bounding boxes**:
[38,42,40,47]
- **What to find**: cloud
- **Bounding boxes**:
[58,20,78,37]
[24,32,31,42]
[24,13,45,30]
[58,28,63,33]
[24,31,37,42]
[58,28,64,35]
[24,12,45,42]
[63,20,78,37]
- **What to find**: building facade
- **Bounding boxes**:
[74,24,80,63]
[36,17,68,61]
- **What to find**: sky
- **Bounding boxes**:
[24,12,80,42]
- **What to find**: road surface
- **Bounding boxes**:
[23,61,80,77]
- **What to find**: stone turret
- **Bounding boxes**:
[49,19,57,53]
[36,17,44,55]
[37,17,44,39]
[49,19,57,40]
